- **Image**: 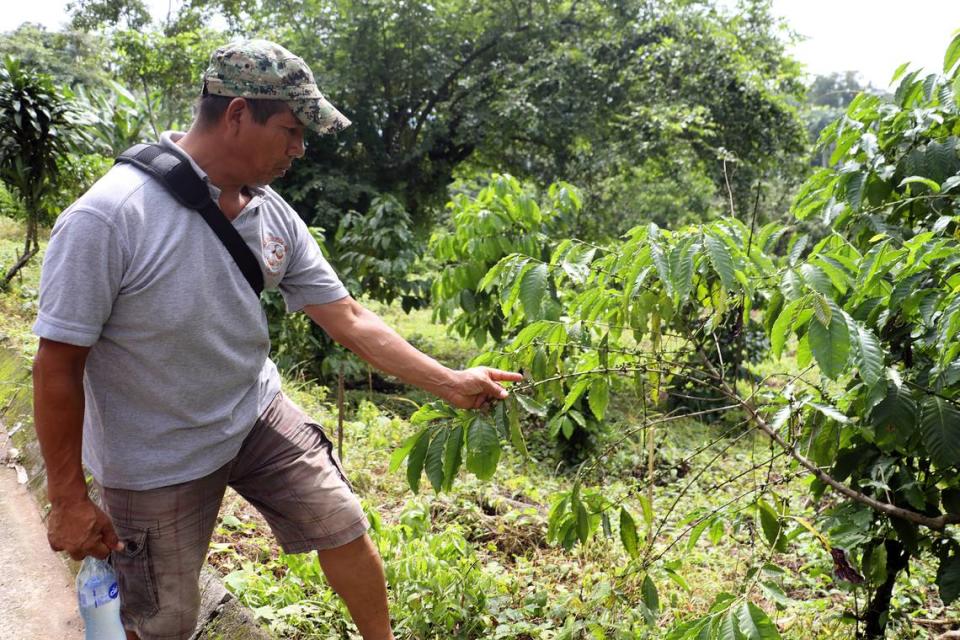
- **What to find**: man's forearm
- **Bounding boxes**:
[306,301,457,398]
[33,341,89,504]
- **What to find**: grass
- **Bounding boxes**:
[3,214,955,639]
[0,217,45,359]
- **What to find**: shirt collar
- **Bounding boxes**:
[159,131,266,211]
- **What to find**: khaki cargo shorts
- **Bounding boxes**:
[96,392,369,639]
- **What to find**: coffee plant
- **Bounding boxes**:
[398,34,960,639]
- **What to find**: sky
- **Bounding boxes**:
[770,0,960,87]
[1,0,959,89]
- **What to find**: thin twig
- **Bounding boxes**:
[696,348,960,530]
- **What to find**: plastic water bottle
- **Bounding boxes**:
[76,556,126,639]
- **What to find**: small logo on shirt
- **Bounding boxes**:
[263,234,287,273]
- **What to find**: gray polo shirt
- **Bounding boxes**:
[33,132,348,490]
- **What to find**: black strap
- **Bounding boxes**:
[115,143,264,297]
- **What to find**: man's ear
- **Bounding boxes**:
[224,97,249,132]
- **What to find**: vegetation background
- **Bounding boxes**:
[1,1,959,638]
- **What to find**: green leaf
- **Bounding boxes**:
[807,402,850,424]
[687,517,712,551]
[442,423,464,491]
[588,377,610,420]
[891,61,911,84]
[562,377,591,412]
[575,500,590,544]
[898,176,941,193]
[920,396,960,469]
[642,574,660,617]
[944,31,960,75]
[515,394,547,417]
[709,518,726,545]
[466,418,501,480]
[669,238,697,302]
[665,617,711,640]
[737,601,781,640]
[770,297,805,359]
[424,428,448,492]
[796,333,812,368]
[807,312,850,379]
[705,234,737,291]
[406,428,431,493]
[809,420,839,466]
[865,543,888,586]
[717,608,739,640]
[390,429,425,473]
[870,385,918,451]
[649,236,672,294]
[519,262,548,320]
[666,568,692,593]
[812,293,832,327]
[638,493,654,527]
[410,403,455,424]
[759,581,793,608]
[561,244,596,283]
[850,322,884,386]
[937,554,960,605]
[757,500,786,552]
[620,506,639,558]
[844,172,867,211]
[507,396,528,458]
[801,264,834,296]
[477,256,509,292]
[501,260,532,316]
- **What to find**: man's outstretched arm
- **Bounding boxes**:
[33,338,121,560]
[304,296,522,409]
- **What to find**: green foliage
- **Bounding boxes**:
[107,27,221,133]
[74,80,155,156]
[0,56,89,284]
[430,174,580,346]
[165,0,810,287]
[0,24,110,90]
[67,0,151,31]
[334,194,429,312]
[405,34,960,636]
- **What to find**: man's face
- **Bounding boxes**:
[236,103,307,187]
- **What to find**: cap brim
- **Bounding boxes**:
[291,97,351,135]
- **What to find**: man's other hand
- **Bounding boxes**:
[442,367,524,410]
[47,496,123,560]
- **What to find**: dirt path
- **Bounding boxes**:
[0,432,83,640]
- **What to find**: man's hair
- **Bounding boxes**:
[194,89,290,129]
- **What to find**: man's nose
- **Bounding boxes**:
[289,133,306,158]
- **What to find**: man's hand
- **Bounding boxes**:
[306,299,524,408]
[441,367,524,410]
[47,496,123,561]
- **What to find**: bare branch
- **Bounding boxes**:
[696,349,960,531]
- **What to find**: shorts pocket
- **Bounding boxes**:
[111,525,160,620]
[306,422,355,492]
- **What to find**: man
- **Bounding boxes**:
[32,39,520,640]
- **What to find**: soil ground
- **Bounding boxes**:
[0,430,83,639]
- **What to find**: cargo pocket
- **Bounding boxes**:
[306,421,355,493]
[111,526,160,620]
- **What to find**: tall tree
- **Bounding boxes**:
[0,57,86,287]
[187,0,807,237]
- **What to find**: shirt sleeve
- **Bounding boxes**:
[278,213,349,313]
[32,209,125,347]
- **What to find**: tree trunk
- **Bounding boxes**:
[2,212,38,289]
[863,539,910,639]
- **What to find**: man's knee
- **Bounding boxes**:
[126,593,202,640]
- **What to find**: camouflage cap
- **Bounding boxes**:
[202,39,350,135]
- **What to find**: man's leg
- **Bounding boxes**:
[96,464,230,640]
[316,534,393,640]
[229,392,392,638]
